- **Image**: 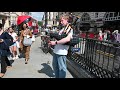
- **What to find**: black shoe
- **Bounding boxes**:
[25,59,28,64]
[25,61,28,64]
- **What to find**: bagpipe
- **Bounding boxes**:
[49,25,80,46]
[49,18,81,47]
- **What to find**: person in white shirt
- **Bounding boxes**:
[8,27,19,60]
[45,28,49,35]
[49,14,73,78]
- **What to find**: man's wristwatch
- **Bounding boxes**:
[55,41,57,44]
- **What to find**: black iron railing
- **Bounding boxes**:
[67,38,120,78]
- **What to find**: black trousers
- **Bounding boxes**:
[1,56,11,73]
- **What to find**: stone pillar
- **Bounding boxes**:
[3,16,10,31]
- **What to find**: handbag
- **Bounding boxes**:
[23,37,32,46]
[31,35,35,42]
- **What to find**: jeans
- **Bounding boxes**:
[52,53,67,78]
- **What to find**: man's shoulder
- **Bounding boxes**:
[3,31,9,35]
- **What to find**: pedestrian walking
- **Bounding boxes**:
[19,23,33,64]
[98,30,103,41]
[48,14,73,78]
[8,27,19,60]
[0,24,13,78]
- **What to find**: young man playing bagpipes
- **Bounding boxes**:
[48,14,74,78]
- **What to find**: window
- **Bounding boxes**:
[118,12,120,16]
[109,13,113,17]
[114,12,118,17]
[105,13,109,18]
[95,12,98,18]
[82,18,84,21]
[53,21,54,24]
[81,13,90,22]
[49,12,50,20]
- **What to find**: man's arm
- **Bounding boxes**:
[57,33,72,44]
[49,33,72,46]
[20,30,24,42]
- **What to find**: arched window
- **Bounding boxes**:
[81,13,90,22]
[80,13,91,31]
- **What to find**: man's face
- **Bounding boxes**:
[60,17,68,26]
[9,28,13,33]
[23,23,27,28]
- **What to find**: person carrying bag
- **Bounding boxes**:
[20,23,32,64]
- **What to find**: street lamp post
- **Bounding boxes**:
[44,12,48,28]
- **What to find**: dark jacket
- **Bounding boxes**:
[0,32,13,56]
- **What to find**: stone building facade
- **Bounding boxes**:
[0,12,30,30]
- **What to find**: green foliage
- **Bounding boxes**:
[38,21,43,26]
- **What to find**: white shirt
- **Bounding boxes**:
[9,32,17,41]
[45,28,49,32]
[104,33,107,39]
[53,25,73,55]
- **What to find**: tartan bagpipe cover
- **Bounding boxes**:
[49,32,80,46]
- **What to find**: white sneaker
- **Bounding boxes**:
[15,55,19,59]
[13,57,16,60]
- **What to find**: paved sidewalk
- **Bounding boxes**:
[1,36,73,78]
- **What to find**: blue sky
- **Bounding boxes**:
[31,12,44,21]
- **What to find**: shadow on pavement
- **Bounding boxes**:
[38,63,55,77]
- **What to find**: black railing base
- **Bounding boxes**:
[67,59,94,78]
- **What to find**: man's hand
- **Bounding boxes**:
[23,34,27,37]
[13,40,16,42]
[48,41,56,46]
[0,39,4,43]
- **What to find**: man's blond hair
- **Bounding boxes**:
[60,14,70,21]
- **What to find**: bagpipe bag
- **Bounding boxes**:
[49,24,81,46]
